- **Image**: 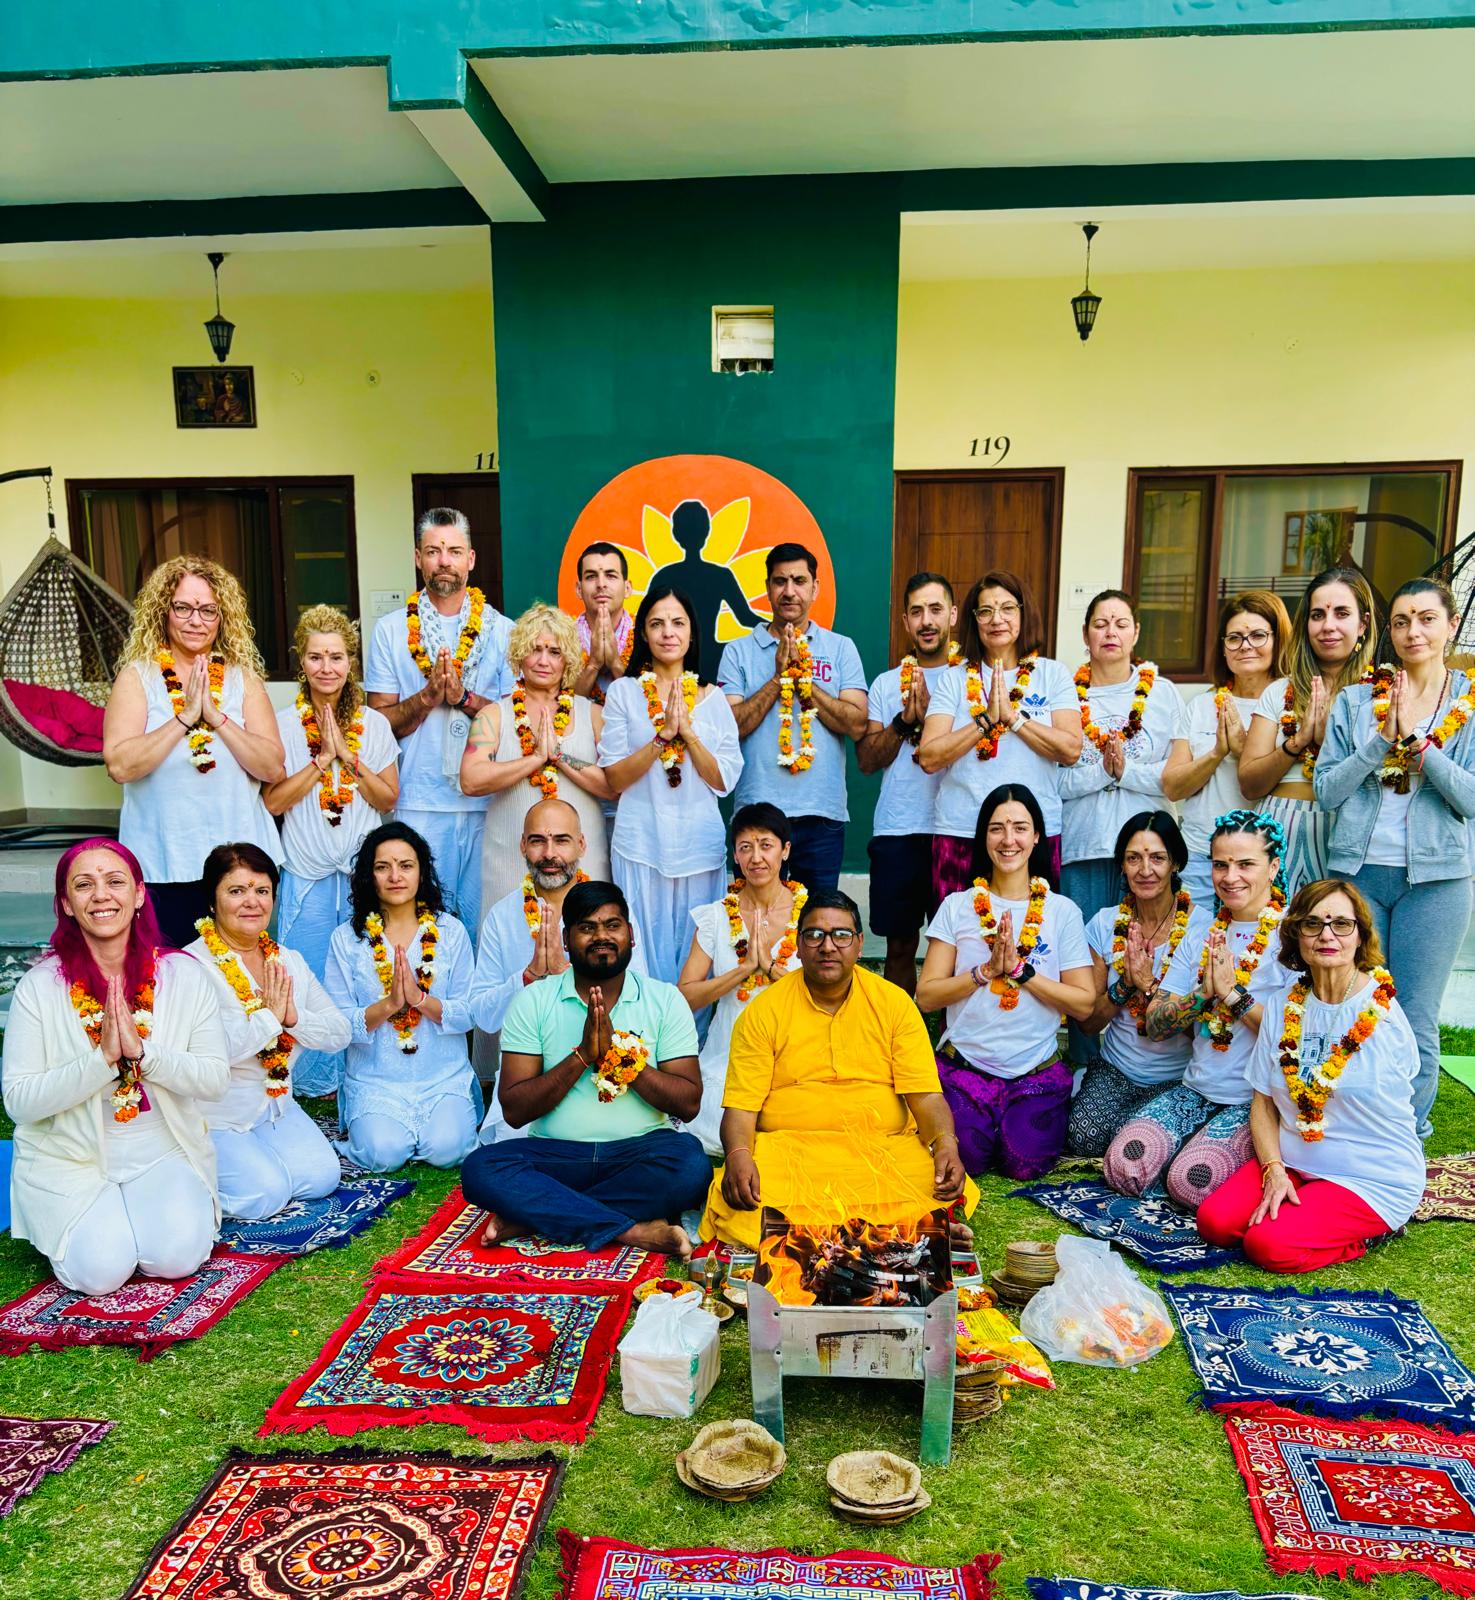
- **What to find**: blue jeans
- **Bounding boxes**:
[1351,864,1472,1138]
[786,815,846,893]
[461,1128,713,1250]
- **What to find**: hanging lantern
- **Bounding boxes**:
[204,252,235,363]
[1071,223,1101,343]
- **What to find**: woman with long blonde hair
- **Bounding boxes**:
[263,605,400,1096]
[104,555,284,946]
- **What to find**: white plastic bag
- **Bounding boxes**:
[1018,1236,1173,1367]
[618,1292,721,1417]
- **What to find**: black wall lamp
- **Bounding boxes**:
[204,252,235,362]
[1071,223,1101,343]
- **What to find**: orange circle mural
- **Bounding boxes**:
[557,456,836,662]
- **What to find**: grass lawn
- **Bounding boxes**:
[0,1058,1472,1599]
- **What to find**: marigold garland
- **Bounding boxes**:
[1198,888,1286,1050]
[404,587,485,678]
[595,1029,651,1103]
[158,649,225,773]
[1110,888,1193,1034]
[511,680,574,798]
[965,656,1035,760]
[1373,671,1472,791]
[1076,659,1157,752]
[777,633,816,774]
[365,905,438,1053]
[68,964,156,1122]
[971,875,1048,1011]
[297,691,361,826]
[521,869,589,937]
[1279,665,1389,780]
[640,670,700,786]
[1278,966,1395,1140]
[900,643,961,764]
[194,917,296,1097]
[724,877,808,1002]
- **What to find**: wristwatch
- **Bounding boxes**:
[1006,961,1036,989]
[1226,984,1254,1019]
[455,687,473,711]
[890,712,919,740]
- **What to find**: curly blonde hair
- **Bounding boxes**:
[508,603,580,691]
[118,555,265,677]
[294,604,363,729]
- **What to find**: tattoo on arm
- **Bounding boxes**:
[560,752,593,771]
[1145,991,1201,1040]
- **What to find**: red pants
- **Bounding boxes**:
[1196,1159,1392,1274]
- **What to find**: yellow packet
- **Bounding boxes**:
[956,1305,1055,1390]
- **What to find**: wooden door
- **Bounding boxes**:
[891,470,1063,664]
[411,474,504,611]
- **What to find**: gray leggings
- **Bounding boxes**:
[1352,864,1472,1137]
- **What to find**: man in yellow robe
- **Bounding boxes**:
[701,888,978,1250]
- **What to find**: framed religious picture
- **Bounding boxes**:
[173,366,256,429]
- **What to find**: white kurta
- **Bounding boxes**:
[2,953,229,1259]
[276,702,399,881]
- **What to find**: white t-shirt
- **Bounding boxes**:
[1084,904,1193,1086]
[867,663,948,837]
[1247,976,1424,1228]
[1178,689,1259,856]
[1060,670,1185,865]
[276,703,400,881]
[929,657,1077,837]
[926,886,1091,1078]
[1161,904,1296,1105]
[1336,692,1431,869]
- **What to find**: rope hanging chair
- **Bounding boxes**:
[0,535,132,767]
[1372,526,1475,669]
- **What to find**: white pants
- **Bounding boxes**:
[212,1099,342,1221]
[347,1100,478,1172]
[54,1158,215,1299]
[397,808,485,945]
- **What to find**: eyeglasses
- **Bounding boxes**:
[1224,628,1272,649]
[1300,916,1358,938]
[799,927,857,947]
[975,603,1020,622]
[169,601,221,622]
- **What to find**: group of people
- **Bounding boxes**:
[3,509,1467,1297]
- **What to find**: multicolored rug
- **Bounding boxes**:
[0,1253,282,1362]
[120,1449,562,1600]
[217,1179,414,1257]
[1223,1402,1475,1594]
[1011,1180,1240,1271]
[0,1415,113,1517]
[1416,1155,1475,1224]
[1163,1283,1475,1428]
[557,1535,1000,1600]
[262,1277,630,1442]
[1027,1580,1320,1600]
[373,1186,664,1288]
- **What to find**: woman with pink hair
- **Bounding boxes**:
[1,840,228,1295]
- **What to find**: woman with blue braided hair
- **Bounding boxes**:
[1103,808,1294,1209]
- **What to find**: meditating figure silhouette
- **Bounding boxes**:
[652,499,767,681]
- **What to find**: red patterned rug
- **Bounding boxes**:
[1223,1402,1475,1594]
[262,1276,630,1443]
[558,1535,1000,1600]
[0,1253,282,1361]
[0,1415,113,1517]
[1416,1155,1475,1224]
[120,1449,562,1599]
[374,1186,664,1288]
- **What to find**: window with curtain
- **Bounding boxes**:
[67,478,357,678]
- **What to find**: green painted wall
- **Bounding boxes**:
[492,176,900,870]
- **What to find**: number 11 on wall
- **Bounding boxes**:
[969,437,1011,463]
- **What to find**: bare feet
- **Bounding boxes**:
[479,1214,526,1249]
[618,1220,693,1259]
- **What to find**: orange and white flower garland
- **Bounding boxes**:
[512,681,574,798]
[1076,660,1157,752]
[158,649,225,773]
[364,905,438,1053]
[195,917,296,1097]
[965,656,1035,761]
[522,870,589,936]
[69,966,155,1122]
[1373,672,1472,789]
[724,878,808,1002]
[900,643,961,765]
[1110,888,1193,1034]
[972,875,1047,1011]
[298,691,361,826]
[405,587,485,677]
[640,670,699,787]
[1198,889,1286,1050]
[595,1030,651,1103]
[777,634,815,774]
[1280,665,1391,780]
[1278,967,1395,1140]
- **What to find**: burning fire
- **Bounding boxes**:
[755,1213,950,1307]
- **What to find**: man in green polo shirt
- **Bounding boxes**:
[461,880,709,1258]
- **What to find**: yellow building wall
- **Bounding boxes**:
[0,279,496,813]
[895,259,1474,657]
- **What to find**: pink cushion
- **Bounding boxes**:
[4,679,106,752]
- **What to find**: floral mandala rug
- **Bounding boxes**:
[1011,1179,1240,1271]
[217,1179,414,1257]
[0,1253,283,1362]
[262,1277,630,1442]
[120,1449,562,1600]
[1415,1155,1475,1224]
[373,1186,664,1288]
[1223,1402,1475,1594]
[0,1415,113,1517]
[1163,1283,1475,1428]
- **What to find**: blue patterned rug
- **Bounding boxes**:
[1011,1180,1240,1271]
[1163,1282,1475,1427]
[1028,1579,1319,1600]
[216,1180,414,1257]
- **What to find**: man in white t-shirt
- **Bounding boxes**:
[857,572,957,994]
[365,508,513,938]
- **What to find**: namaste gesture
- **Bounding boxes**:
[524,906,570,981]
[986,909,1019,979]
[580,984,613,1065]
[258,957,298,1029]
[1102,732,1126,782]
[657,680,690,742]
[420,648,464,710]
[312,706,352,769]
[1123,922,1157,992]
[587,599,623,668]
[1286,676,1329,755]
[99,974,146,1070]
[1197,926,1238,1001]
[175,656,219,727]
[902,664,930,727]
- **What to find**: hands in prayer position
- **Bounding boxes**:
[259,958,298,1029]
[99,974,147,1070]
[1123,922,1157,993]
[1286,676,1328,756]
[987,909,1019,980]
[1102,732,1126,781]
[1196,925,1237,1002]
[1213,694,1247,759]
[580,983,613,1066]
[589,601,622,667]
[524,907,570,982]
